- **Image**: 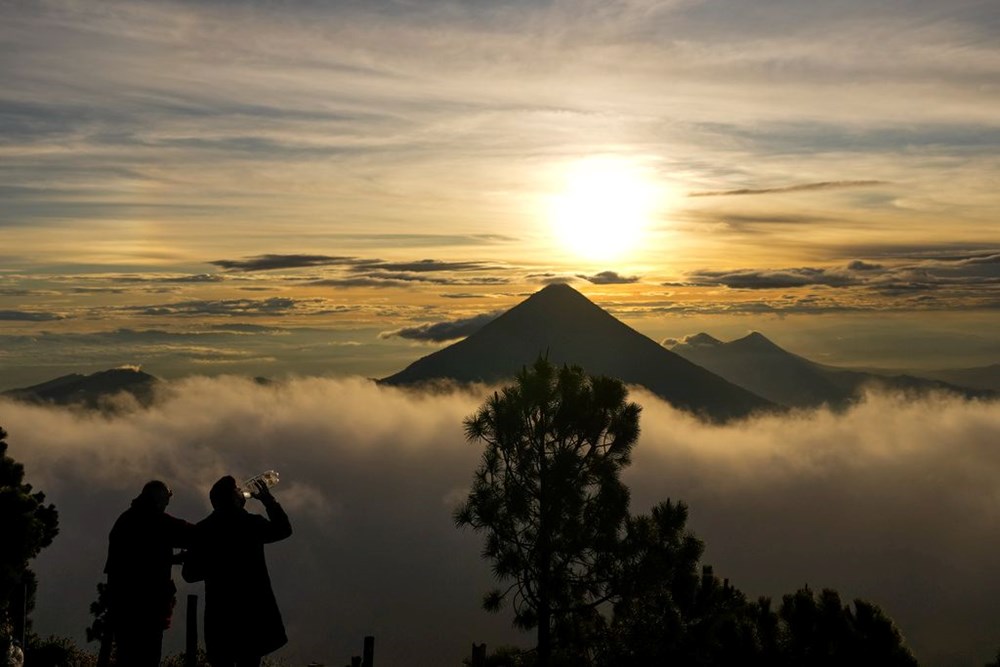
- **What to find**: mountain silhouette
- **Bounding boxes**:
[670,332,993,408]
[3,367,159,409]
[381,283,774,421]
[670,332,855,408]
[916,363,1000,392]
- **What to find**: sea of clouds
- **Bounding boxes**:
[3,377,999,667]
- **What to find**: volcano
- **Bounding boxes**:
[3,367,159,409]
[381,283,773,421]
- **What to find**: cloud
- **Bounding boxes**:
[0,309,65,321]
[70,287,129,294]
[3,379,999,667]
[681,255,1000,305]
[847,260,883,271]
[440,293,490,300]
[379,312,502,342]
[162,274,226,283]
[577,271,639,285]
[211,255,360,272]
[526,273,577,286]
[348,260,496,274]
[0,326,403,391]
[958,254,1000,266]
[831,245,1000,262]
[308,276,449,288]
[121,297,300,317]
[209,256,512,289]
[308,274,509,288]
[0,289,60,297]
[208,323,286,334]
[685,267,859,289]
[688,180,888,197]
[662,333,721,349]
[721,214,830,226]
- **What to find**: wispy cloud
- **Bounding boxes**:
[121,297,302,317]
[348,260,496,274]
[577,270,640,285]
[0,309,64,321]
[308,274,509,288]
[210,255,513,287]
[685,267,859,289]
[162,273,226,283]
[211,255,361,272]
[689,180,888,197]
[683,253,1000,302]
[379,311,502,342]
[526,273,577,286]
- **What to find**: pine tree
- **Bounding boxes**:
[0,426,59,648]
[455,358,640,666]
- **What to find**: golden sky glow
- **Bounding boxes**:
[3,7,1000,665]
[547,156,663,262]
[548,157,658,262]
[0,0,998,385]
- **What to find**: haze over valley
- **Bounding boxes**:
[1,375,997,666]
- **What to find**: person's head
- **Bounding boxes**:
[135,480,172,512]
[209,475,245,511]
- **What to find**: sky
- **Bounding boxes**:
[4,379,1000,667]
[1,4,999,664]
[1,0,999,389]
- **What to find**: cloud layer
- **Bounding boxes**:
[3,378,999,667]
[379,312,502,342]
[689,180,888,197]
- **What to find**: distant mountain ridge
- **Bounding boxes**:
[3,367,159,409]
[669,332,854,408]
[916,364,1000,392]
[669,332,995,408]
[381,283,775,421]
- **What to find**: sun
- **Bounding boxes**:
[548,156,660,262]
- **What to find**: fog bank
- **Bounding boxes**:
[2,378,998,666]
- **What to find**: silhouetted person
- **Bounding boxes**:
[183,476,292,667]
[105,479,194,666]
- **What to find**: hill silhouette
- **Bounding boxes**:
[915,363,1000,392]
[670,332,855,408]
[669,332,993,408]
[381,283,773,421]
[3,367,159,409]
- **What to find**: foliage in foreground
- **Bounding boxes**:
[456,358,920,667]
[456,358,640,665]
[0,426,60,663]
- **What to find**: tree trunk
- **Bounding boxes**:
[536,426,553,667]
[537,598,552,667]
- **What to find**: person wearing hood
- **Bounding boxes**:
[183,476,292,667]
[105,480,195,666]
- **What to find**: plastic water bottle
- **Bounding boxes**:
[240,470,280,499]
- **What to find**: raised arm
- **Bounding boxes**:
[252,479,292,543]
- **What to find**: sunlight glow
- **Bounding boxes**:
[548,157,660,262]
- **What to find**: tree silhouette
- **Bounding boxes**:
[777,586,918,667]
[0,426,59,652]
[454,362,918,666]
[600,501,782,666]
[455,358,640,666]
[85,580,111,658]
